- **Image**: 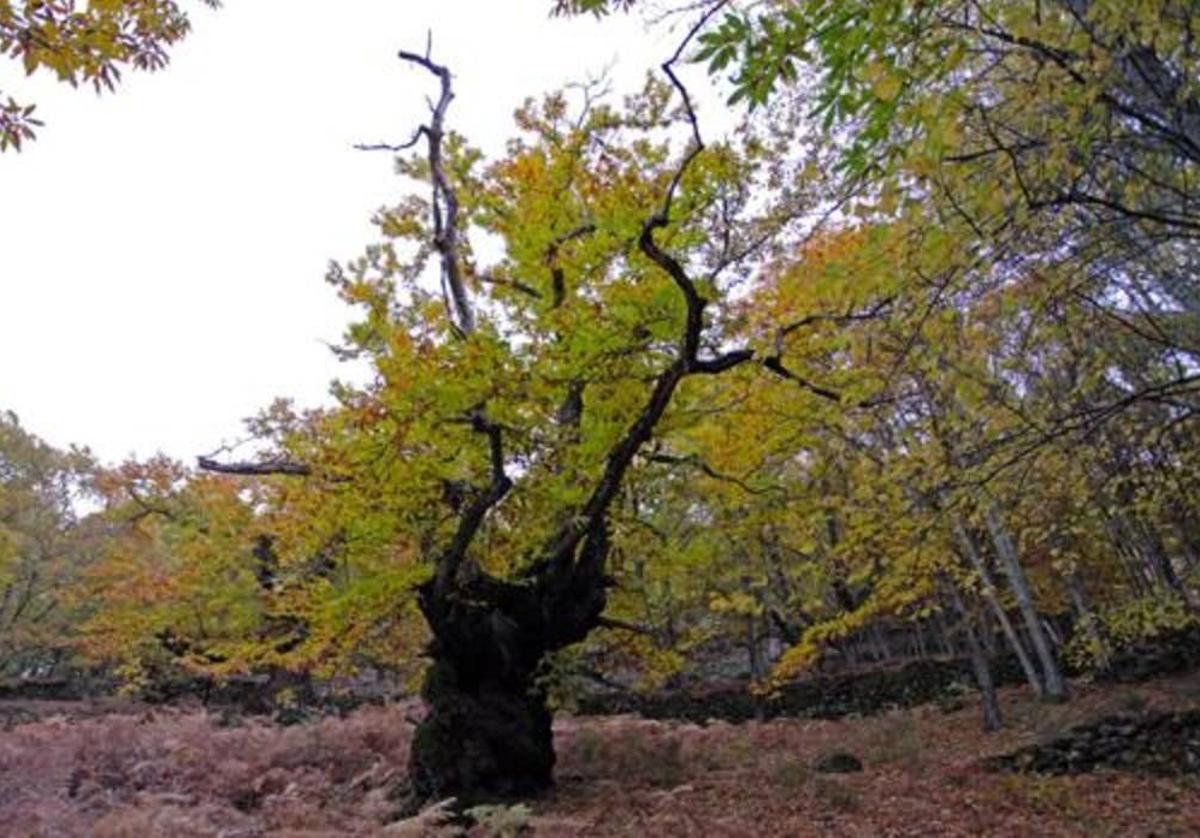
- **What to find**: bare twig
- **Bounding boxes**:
[777,296,895,339]
[354,126,428,154]
[648,451,784,496]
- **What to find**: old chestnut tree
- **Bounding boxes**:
[204,27,775,804]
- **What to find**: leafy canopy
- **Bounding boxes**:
[0,0,220,150]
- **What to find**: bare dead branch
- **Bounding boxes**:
[655,0,728,219]
[397,44,475,335]
[637,0,731,368]
[354,125,428,153]
[196,456,312,477]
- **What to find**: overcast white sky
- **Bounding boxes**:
[0,1,700,464]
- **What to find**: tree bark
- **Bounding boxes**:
[983,501,1068,701]
[944,582,1002,731]
[1064,567,1109,670]
[377,10,755,811]
[951,514,1044,695]
[407,624,554,805]
[407,524,610,809]
[870,623,890,662]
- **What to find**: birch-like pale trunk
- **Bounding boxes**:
[983,500,1067,700]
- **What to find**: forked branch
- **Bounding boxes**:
[432,410,513,596]
[542,1,752,569]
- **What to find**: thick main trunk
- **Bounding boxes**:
[406,523,610,811]
[408,648,554,806]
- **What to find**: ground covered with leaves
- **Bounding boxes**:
[1,672,1198,836]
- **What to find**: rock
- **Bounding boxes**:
[579,655,1036,724]
[1095,627,1200,684]
[815,752,863,773]
[991,710,1200,777]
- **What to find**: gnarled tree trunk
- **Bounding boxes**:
[406,524,610,807]
[407,617,554,804]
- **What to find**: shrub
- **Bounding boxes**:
[466,802,533,837]
[1066,595,1199,673]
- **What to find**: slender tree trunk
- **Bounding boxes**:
[661,579,680,647]
[870,623,890,662]
[844,638,860,668]
[979,608,998,656]
[945,582,1002,731]
[1040,616,1063,649]
[1121,512,1183,596]
[983,501,1067,701]
[1170,502,1200,578]
[1180,536,1200,613]
[1179,532,1200,576]
[1096,506,1155,595]
[951,515,1044,695]
[1065,568,1109,670]
[933,610,954,656]
[747,615,764,682]
[1136,517,1200,611]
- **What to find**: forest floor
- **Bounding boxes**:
[1,670,1198,836]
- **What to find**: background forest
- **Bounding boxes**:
[3,0,1200,832]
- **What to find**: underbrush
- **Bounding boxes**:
[0,703,411,836]
[0,670,1198,835]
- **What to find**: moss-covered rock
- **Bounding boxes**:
[578,656,1029,723]
[989,711,1200,776]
